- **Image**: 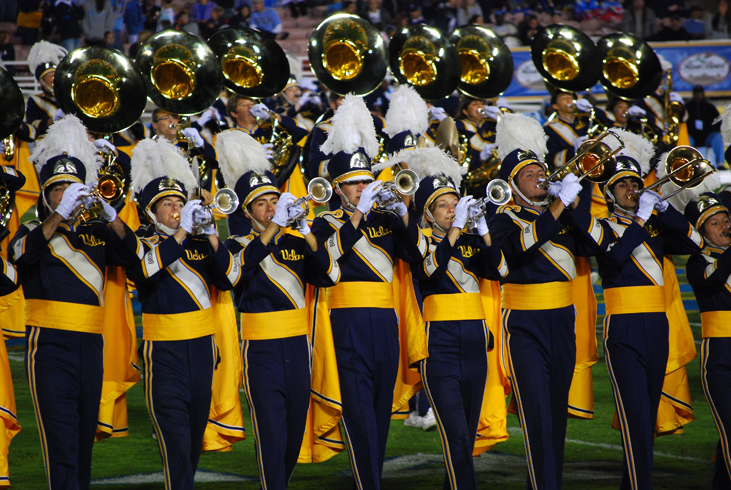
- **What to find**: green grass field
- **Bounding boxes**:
[3,257,722,489]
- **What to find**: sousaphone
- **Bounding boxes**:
[596,32,662,101]
[0,65,24,238]
[449,24,513,99]
[308,13,388,96]
[389,23,460,101]
[531,24,601,93]
[135,29,223,115]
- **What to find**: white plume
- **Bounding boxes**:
[657,54,672,73]
[373,146,466,188]
[384,85,428,138]
[320,94,379,159]
[215,129,272,188]
[496,113,548,161]
[605,129,653,176]
[657,150,721,212]
[714,104,731,145]
[30,114,101,184]
[131,138,197,198]
[27,41,67,76]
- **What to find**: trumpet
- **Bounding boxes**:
[194,188,240,228]
[464,179,512,227]
[375,169,419,210]
[73,174,125,222]
[285,177,333,226]
[540,130,624,188]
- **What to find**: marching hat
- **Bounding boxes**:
[384,84,428,154]
[27,41,67,83]
[603,129,653,193]
[216,129,279,208]
[0,165,26,191]
[496,113,548,183]
[685,192,729,231]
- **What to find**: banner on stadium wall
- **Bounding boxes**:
[504,40,731,100]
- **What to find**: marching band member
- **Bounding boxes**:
[25,41,66,129]
[217,129,333,489]
[634,57,684,155]
[596,131,704,490]
[455,95,497,173]
[226,93,309,148]
[490,113,607,490]
[310,94,427,489]
[126,137,238,490]
[0,165,25,488]
[9,115,139,490]
[271,75,324,131]
[543,90,602,172]
[685,190,731,490]
[601,97,646,133]
[409,146,508,489]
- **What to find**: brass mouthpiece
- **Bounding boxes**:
[721,227,731,238]
[173,212,180,220]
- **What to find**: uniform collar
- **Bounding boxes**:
[612,211,634,226]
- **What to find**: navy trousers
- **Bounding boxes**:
[25,326,103,490]
[701,337,731,490]
[242,335,311,490]
[420,319,490,490]
[502,306,576,490]
[330,307,399,490]
[604,312,669,490]
[143,335,217,490]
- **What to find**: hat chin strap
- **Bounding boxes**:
[148,209,179,236]
[425,208,449,234]
[335,182,357,211]
[512,181,549,207]
[605,189,637,218]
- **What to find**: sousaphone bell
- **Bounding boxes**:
[449,25,513,99]
[596,32,662,101]
[531,24,601,93]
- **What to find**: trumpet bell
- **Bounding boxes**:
[135,30,223,115]
[389,24,460,100]
[307,177,333,204]
[208,27,289,98]
[213,188,240,214]
[55,47,147,133]
[97,174,123,201]
[486,179,511,206]
[596,33,662,100]
[394,169,419,196]
[530,25,600,93]
[309,14,388,96]
[449,25,513,99]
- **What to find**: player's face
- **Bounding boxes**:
[42,70,55,91]
[336,180,372,207]
[284,86,301,103]
[428,193,459,231]
[232,98,256,126]
[47,182,71,212]
[613,101,629,124]
[515,164,547,202]
[248,193,279,231]
[153,196,185,229]
[702,212,731,247]
[553,93,575,116]
[611,177,640,211]
[463,100,485,122]
[153,112,179,141]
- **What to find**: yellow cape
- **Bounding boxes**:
[0,290,21,487]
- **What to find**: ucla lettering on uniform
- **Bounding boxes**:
[367,226,392,239]
[558,224,574,235]
[644,225,661,237]
[185,250,208,261]
[79,234,105,247]
[458,245,478,258]
[280,249,304,261]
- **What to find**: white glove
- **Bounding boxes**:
[180,199,202,233]
[181,128,205,148]
[546,180,562,198]
[200,222,215,235]
[272,192,296,227]
[298,91,312,106]
[385,201,408,217]
[654,198,669,213]
[429,106,447,122]
[53,108,65,122]
[0,141,5,154]
[573,135,588,152]
[669,92,684,104]
[636,190,660,221]
[297,218,311,236]
[251,103,271,120]
[93,138,116,153]
[99,199,117,222]
[628,106,646,117]
[496,97,511,111]
[55,182,87,219]
[196,107,216,126]
[475,215,489,236]
[309,95,322,106]
[453,196,474,229]
[262,142,274,160]
[480,143,497,161]
[483,105,502,120]
[558,173,582,207]
[356,180,382,214]
[575,98,593,113]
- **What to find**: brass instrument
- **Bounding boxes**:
[195,188,240,228]
[542,130,625,186]
[135,29,223,115]
[375,169,420,209]
[449,25,513,99]
[286,177,333,226]
[531,25,600,94]
[462,179,512,232]
[596,32,663,101]
[0,66,25,165]
[73,172,126,222]
[389,23,460,101]
[629,146,715,202]
[661,69,682,146]
[308,13,388,96]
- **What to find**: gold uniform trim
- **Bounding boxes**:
[142,308,216,341]
[326,281,394,309]
[423,292,485,321]
[701,311,731,338]
[501,281,573,310]
[25,299,104,333]
[240,308,308,340]
[604,286,665,315]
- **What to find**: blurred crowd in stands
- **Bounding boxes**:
[0,0,728,66]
